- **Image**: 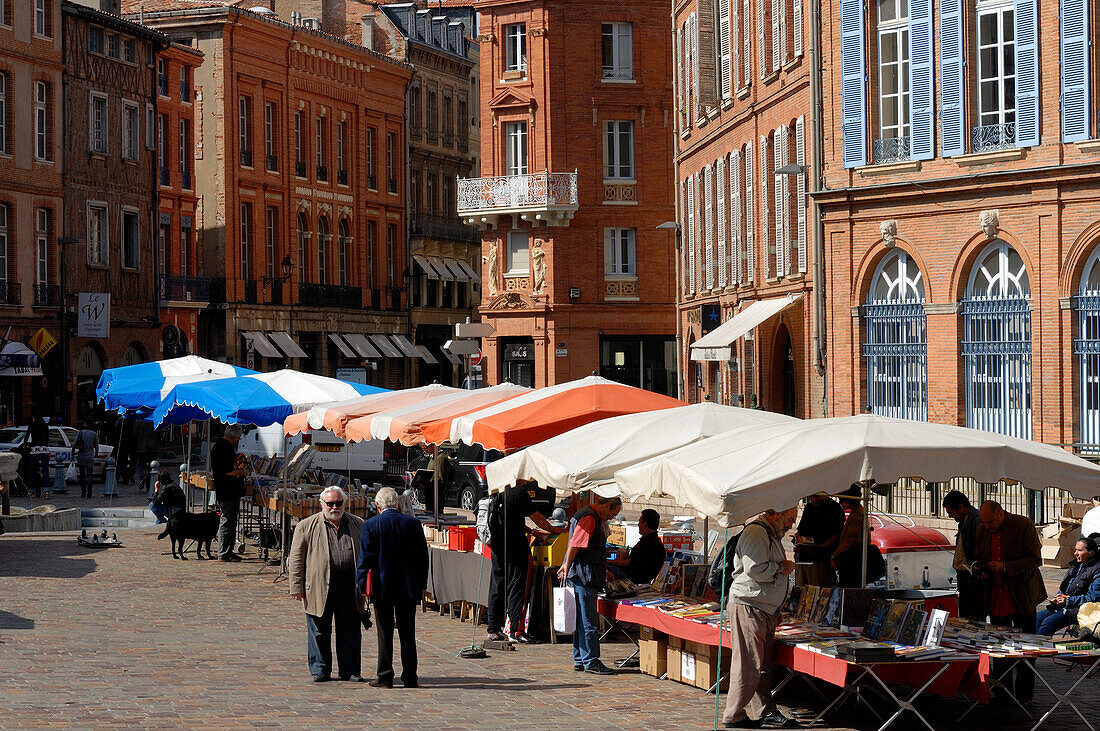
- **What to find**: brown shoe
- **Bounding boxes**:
[367,679,393,688]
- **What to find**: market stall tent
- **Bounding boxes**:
[486,402,798,496]
[95,356,257,415]
[614,413,1100,527]
[282,383,461,438]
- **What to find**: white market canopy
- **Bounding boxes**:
[614,413,1100,526]
[486,402,798,496]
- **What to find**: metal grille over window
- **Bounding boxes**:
[1074,249,1100,453]
[863,250,927,420]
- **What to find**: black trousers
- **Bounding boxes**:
[990,611,1037,703]
[487,542,529,633]
[372,598,418,685]
[305,582,361,679]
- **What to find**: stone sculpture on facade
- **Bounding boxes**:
[484,243,499,297]
[979,209,1000,239]
[879,220,898,247]
[531,239,546,294]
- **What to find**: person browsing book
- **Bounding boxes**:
[607,509,666,585]
[1035,535,1100,636]
[210,424,247,562]
[793,491,844,587]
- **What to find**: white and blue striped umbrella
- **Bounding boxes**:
[96,356,258,416]
[150,369,387,428]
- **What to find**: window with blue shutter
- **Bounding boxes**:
[1014,0,1039,147]
[939,0,966,156]
[909,0,934,159]
[840,0,867,168]
[1061,0,1090,142]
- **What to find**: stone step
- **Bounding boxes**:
[81,516,158,529]
[82,508,155,519]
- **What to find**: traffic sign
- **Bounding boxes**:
[470,349,483,367]
[455,321,495,339]
[29,328,57,357]
[444,339,480,356]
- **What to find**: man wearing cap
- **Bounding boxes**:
[793,491,844,587]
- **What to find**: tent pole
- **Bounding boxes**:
[861,482,870,588]
[433,445,440,527]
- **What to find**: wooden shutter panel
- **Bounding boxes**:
[780,126,791,276]
[691,14,701,119]
[604,228,614,276]
[772,0,781,72]
[687,174,696,295]
[793,0,803,57]
[758,0,767,79]
[698,2,718,109]
[840,0,867,167]
[760,134,771,278]
[745,142,755,283]
[717,156,727,288]
[795,115,807,273]
[675,26,684,127]
[731,152,742,285]
[1014,0,1039,147]
[704,165,715,290]
[939,0,966,156]
[773,127,785,276]
[681,180,690,295]
[731,0,741,91]
[1061,0,1090,142]
[719,0,732,100]
[909,0,934,160]
[744,0,752,86]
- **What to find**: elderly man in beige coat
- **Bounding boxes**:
[289,486,368,682]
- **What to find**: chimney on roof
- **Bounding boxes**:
[361,13,374,50]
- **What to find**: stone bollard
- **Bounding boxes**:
[103,457,116,497]
[53,462,68,494]
[146,460,160,500]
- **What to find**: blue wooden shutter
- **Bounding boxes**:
[1061,0,1090,142]
[939,0,966,156]
[1014,0,1039,147]
[840,0,866,168]
[909,0,934,159]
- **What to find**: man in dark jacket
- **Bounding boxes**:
[608,508,667,585]
[357,486,429,688]
[210,424,246,562]
[23,412,51,498]
[975,500,1045,705]
[944,490,984,619]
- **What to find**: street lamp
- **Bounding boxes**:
[775,163,808,176]
[656,221,683,401]
[57,236,79,423]
[262,254,294,293]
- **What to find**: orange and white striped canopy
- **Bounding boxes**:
[421,375,685,452]
[343,383,531,446]
[282,383,460,438]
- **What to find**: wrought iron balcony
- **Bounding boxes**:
[212,278,257,304]
[388,178,398,194]
[159,274,211,304]
[971,122,1016,153]
[0,281,21,306]
[410,214,479,244]
[33,284,59,307]
[295,159,307,177]
[316,164,328,182]
[602,66,633,80]
[298,282,363,309]
[267,154,278,172]
[337,168,348,186]
[457,171,579,228]
[159,166,170,186]
[242,279,258,304]
[240,149,253,167]
[179,81,190,102]
[157,74,169,97]
[872,135,911,164]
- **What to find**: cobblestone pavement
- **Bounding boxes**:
[2,529,1098,730]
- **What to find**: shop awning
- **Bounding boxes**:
[389,334,422,359]
[242,331,282,358]
[269,331,307,358]
[455,258,481,284]
[428,256,455,281]
[328,333,356,358]
[689,294,803,362]
[415,345,439,364]
[413,254,446,280]
[0,341,42,377]
[443,258,470,281]
[369,334,405,359]
[440,347,463,365]
[342,333,382,359]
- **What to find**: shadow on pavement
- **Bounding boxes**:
[0,610,34,629]
[418,676,589,690]
[0,537,97,579]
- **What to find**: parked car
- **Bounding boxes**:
[0,425,114,483]
[404,442,504,511]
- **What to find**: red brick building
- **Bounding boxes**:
[154,40,204,360]
[124,3,415,388]
[460,0,677,393]
[673,0,824,417]
[817,0,1100,457]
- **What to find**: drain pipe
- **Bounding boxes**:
[809,0,828,416]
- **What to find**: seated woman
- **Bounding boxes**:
[1036,535,1100,637]
[149,469,186,525]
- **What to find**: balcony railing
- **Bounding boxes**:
[33,284,59,307]
[337,168,348,186]
[213,278,258,304]
[242,279,258,304]
[159,274,211,304]
[159,166,170,186]
[971,122,1016,153]
[298,282,363,309]
[457,171,579,214]
[873,135,911,164]
[316,164,328,182]
[157,74,168,97]
[388,178,398,194]
[368,174,377,190]
[267,154,278,172]
[240,149,253,167]
[295,159,307,177]
[602,66,633,80]
[410,214,480,244]
[180,170,191,190]
[0,281,21,306]
[179,81,190,102]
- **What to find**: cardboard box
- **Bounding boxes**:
[1063,502,1095,521]
[1042,539,1075,568]
[639,625,666,642]
[685,641,730,692]
[606,522,627,546]
[666,636,684,683]
[640,637,667,677]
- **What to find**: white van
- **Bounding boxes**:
[237,424,386,480]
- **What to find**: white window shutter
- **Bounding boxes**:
[687,174,696,295]
[760,134,770,278]
[793,0,803,57]
[731,151,742,285]
[731,0,740,91]
[704,165,715,290]
[719,0,732,100]
[795,115,807,273]
[772,0,781,72]
[745,142,755,283]
[691,13,700,119]
[681,180,690,295]
[743,0,752,86]
[716,156,727,288]
[758,0,766,79]
[778,0,787,66]
[774,128,785,276]
[675,27,683,127]
[603,228,614,275]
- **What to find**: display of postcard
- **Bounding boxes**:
[650,562,672,593]
[897,609,927,646]
[823,588,843,628]
[679,564,706,597]
[783,585,803,615]
[922,609,949,647]
[810,587,833,624]
[693,563,712,598]
[796,585,818,621]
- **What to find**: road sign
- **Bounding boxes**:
[455,321,495,339]
[29,328,57,357]
[444,338,480,356]
[470,349,483,367]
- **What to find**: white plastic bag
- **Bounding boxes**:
[65,462,78,483]
[552,585,576,633]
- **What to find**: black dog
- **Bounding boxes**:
[157,510,219,560]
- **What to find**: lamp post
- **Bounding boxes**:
[262,254,295,365]
[656,221,683,400]
[57,236,79,423]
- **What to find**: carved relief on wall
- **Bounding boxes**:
[485,291,535,310]
[603,182,637,203]
[604,280,638,297]
[504,277,530,292]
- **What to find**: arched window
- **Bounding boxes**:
[962,239,1031,438]
[1074,247,1100,452]
[296,212,310,283]
[338,219,349,287]
[317,217,329,285]
[863,249,927,419]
